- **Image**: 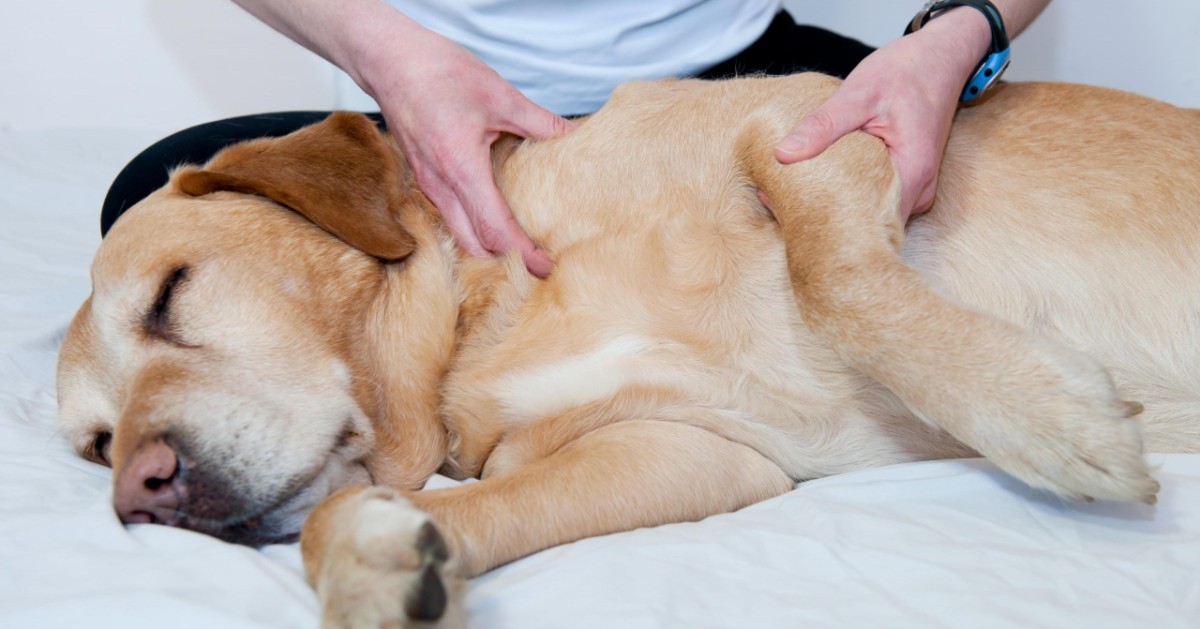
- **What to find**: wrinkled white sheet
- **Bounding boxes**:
[1,127,1198,628]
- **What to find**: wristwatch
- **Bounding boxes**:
[905,0,1011,103]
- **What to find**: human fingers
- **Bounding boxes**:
[447,148,553,277]
[774,90,873,164]
[388,97,554,275]
[421,179,488,258]
[504,97,577,141]
[870,89,954,219]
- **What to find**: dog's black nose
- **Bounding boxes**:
[114,439,186,525]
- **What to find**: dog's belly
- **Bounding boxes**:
[905,209,1200,452]
[904,85,1200,452]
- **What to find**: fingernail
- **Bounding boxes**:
[776,134,808,157]
[528,248,554,279]
[756,189,774,211]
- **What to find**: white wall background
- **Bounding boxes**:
[2,0,1198,131]
[788,0,1200,108]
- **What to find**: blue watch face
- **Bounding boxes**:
[961,48,1011,102]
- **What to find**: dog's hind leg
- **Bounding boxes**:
[300,419,792,627]
[735,119,1157,504]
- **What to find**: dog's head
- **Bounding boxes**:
[57,113,456,544]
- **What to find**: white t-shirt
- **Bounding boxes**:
[388,0,782,115]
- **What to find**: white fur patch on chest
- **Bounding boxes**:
[494,334,681,420]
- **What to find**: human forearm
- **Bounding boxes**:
[988,0,1051,38]
[230,0,431,97]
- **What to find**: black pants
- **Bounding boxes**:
[99,12,872,235]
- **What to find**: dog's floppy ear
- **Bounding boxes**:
[175,112,416,260]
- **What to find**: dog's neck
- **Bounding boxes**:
[357,186,538,488]
[353,199,457,489]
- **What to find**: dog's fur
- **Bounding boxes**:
[57,74,1200,627]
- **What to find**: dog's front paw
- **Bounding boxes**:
[315,488,464,629]
[974,342,1158,503]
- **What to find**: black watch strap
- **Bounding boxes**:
[904,0,1012,102]
[905,0,1010,54]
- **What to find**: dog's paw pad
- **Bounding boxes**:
[317,490,463,628]
[402,522,450,622]
[417,520,450,563]
[405,563,448,621]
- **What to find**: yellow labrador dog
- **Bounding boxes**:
[58,73,1200,627]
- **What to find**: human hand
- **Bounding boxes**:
[365,28,575,277]
[774,11,991,221]
[229,0,575,276]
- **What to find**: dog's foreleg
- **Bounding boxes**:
[738,122,1156,503]
[300,420,790,627]
[412,419,792,576]
[301,484,464,629]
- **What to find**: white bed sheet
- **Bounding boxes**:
[1,127,1197,628]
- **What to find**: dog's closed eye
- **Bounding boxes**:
[144,265,189,344]
[87,431,112,467]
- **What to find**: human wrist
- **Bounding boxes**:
[328,1,429,102]
[909,6,994,80]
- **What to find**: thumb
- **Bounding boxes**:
[508,102,577,141]
[774,102,864,165]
